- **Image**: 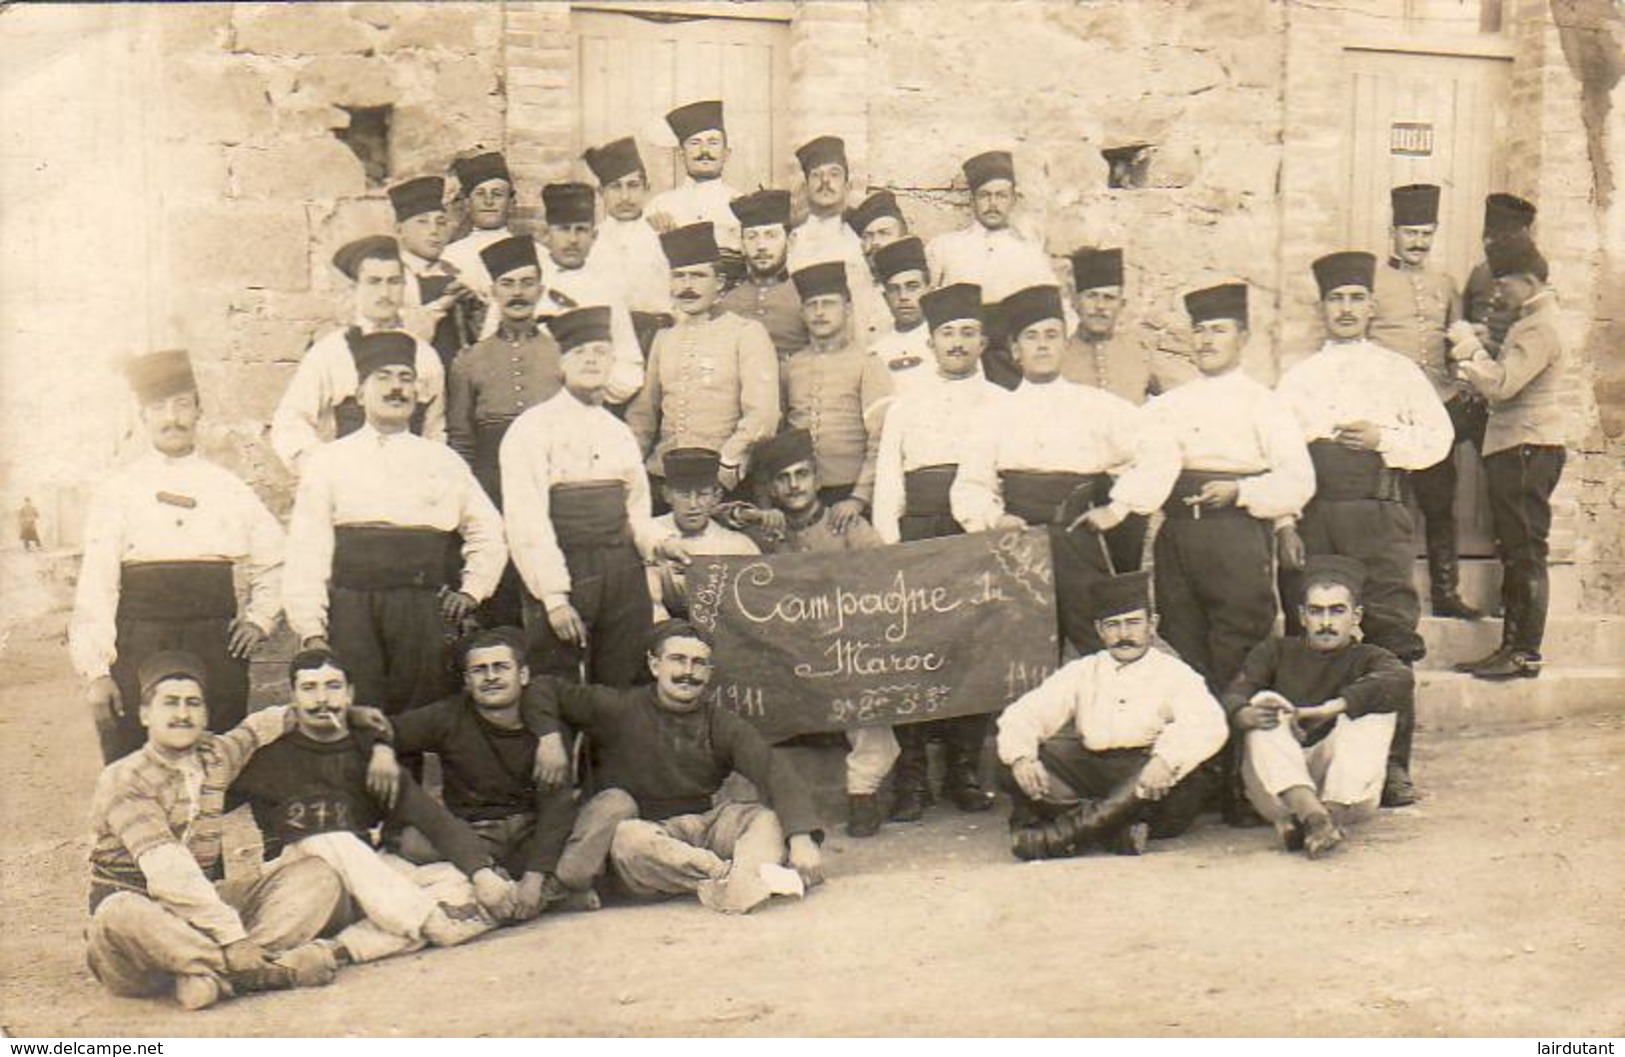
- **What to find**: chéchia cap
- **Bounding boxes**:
[350,332,417,381]
[845,190,905,237]
[137,650,209,701]
[795,135,847,174]
[1312,251,1377,297]
[388,176,447,222]
[791,261,850,302]
[331,235,399,281]
[583,137,646,186]
[963,150,1015,191]
[666,99,724,142]
[751,428,815,482]
[871,236,928,285]
[730,189,792,230]
[663,447,722,491]
[1390,183,1440,227]
[660,222,720,268]
[479,236,539,280]
[542,182,597,226]
[1070,247,1124,292]
[1000,284,1066,338]
[921,283,983,331]
[127,349,197,404]
[452,152,511,193]
[1090,570,1152,621]
[1184,282,1249,327]
[550,305,614,352]
[1483,192,1537,238]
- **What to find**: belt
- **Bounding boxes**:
[1000,470,1111,526]
[117,561,236,621]
[549,481,632,549]
[1162,470,1259,520]
[902,465,957,517]
[332,527,456,591]
[1308,441,1405,503]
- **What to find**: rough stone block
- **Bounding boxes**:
[158,61,276,144]
[155,4,232,52]
[166,203,310,293]
[288,54,399,110]
[232,5,375,56]
[228,138,366,201]
[376,4,501,52]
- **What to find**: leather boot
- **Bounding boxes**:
[1427,537,1483,619]
[943,716,995,813]
[1381,696,1419,807]
[1472,650,1542,680]
[1010,781,1143,861]
[847,793,882,838]
[889,726,931,822]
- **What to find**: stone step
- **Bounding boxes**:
[1410,558,1581,615]
[1417,614,1625,671]
[1414,667,1625,733]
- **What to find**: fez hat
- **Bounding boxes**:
[846,190,905,236]
[1303,554,1367,602]
[332,235,400,281]
[542,182,597,226]
[963,150,1015,191]
[1001,285,1066,338]
[550,306,614,352]
[1390,184,1440,227]
[583,137,646,186]
[664,447,723,491]
[1090,570,1152,621]
[792,261,850,301]
[1486,232,1548,281]
[1184,282,1249,327]
[350,331,417,381]
[127,349,197,405]
[730,189,792,229]
[666,99,724,141]
[138,650,209,700]
[661,222,721,268]
[921,283,983,331]
[480,236,539,280]
[452,152,511,193]
[1070,247,1124,292]
[871,236,928,284]
[796,135,847,173]
[1312,251,1377,297]
[388,176,447,222]
[752,428,815,481]
[1483,193,1537,237]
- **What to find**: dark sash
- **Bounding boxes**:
[117,561,235,622]
[1162,470,1259,520]
[1308,441,1404,502]
[332,527,456,591]
[902,465,957,516]
[549,481,631,549]
[1000,470,1111,526]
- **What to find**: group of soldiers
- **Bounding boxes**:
[72,97,1581,1011]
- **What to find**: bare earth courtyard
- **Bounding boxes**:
[1,607,1621,1038]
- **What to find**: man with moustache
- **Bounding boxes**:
[85,652,344,1009]
[719,189,811,361]
[996,572,1228,860]
[583,136,673,353]
[72,350,285,763]
[1062,247,1189,404]
[926,151,1065,389]
[271,236,445,477]
[872,284,1006,819]
[865,236,943,405]
[284,333,506,717]
[441,151,517,306]
[522,619,823,914]
[645,448,758,621]
[1369,184,1485,620]
[502,307,693,686]
[784,261,893,530]
[390,629,604,918]
[1276,251,1451,807]
[1225,556,1412,859]
[389,175,478,370]
[952,284,1179,659]
[626,222,781,498]
[786,136,868,277]
[645,100,743,255]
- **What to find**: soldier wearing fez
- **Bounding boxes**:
[719,189,811,362]
[388,175,479,371]
[72,350,285,763]
[846,189,910,268]
[645,99,744,260]
[996,571,1228,860]
[645,447,759,622]
[1276,250,1452,808]
[1063,246,1192,404]
[441,150,517,304]
[583,136,674,354]
[867,236,943,404]
[1464,193,1538,357]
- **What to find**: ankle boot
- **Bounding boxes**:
[1010,782,1143,861]
[943,718,995,814]
[889,727,931,822]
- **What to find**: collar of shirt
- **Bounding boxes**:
[1520,289,1555,317]
[352,314,401,334]
[401,249,449,277]
[351,422,411,446]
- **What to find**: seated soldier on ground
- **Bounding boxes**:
[522,619,824,914]
[1223,555,1413,859]
[85,651,343,1010]
[229,649,520,966]
[387,628,603,918]
[995,571,1230,860]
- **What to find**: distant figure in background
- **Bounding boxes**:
[17,497,41,551]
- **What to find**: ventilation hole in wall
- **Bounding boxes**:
[333,105,392,187]
[1102,144,1154,190]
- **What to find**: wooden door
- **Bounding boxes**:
[1343,47,1511,556]
[574,7,794,197]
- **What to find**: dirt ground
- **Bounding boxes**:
[1,612,1622,1039]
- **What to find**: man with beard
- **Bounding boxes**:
[441,151,517,306]
[232,649,517,963]
[952,284,1179,659]
[1276,251,1451,806]
[390,628,605,918]
[85,652,343,1009]
[645,448,759,621]
[996,572,1227,860]
[1062,247,1189,404]
[645,100,743,256]
[583,136,673,353]
[872,284,1005,819]
[72,350,285,762]
[271,237,445,477]
[626,222,781,498]
[502,307,693,686]
[1225,556,1412,859]
[285,333,507,717]
[521,620,823,914]
[784,261,892,530]
[747,428,900,838]
[389,175,478,371]
[1369,184,1485,620]
[719,189,810,361]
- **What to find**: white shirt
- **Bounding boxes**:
[270,323,447,477]
[500,390,664,609]
[865,324,940,427]
[646,177,743,250]
[787,211,867,275]
[872,374,1003,543]
[645,513,760,620]
[926,224,1062,305]
[1276,339,1454,471]
[440,226,514,302]
[587,215,672,314]
[951,379,1180,531]
[1143,368,1316,522]
[283,425,506,640]
[69,450,285,681]
[996,647,1229,782]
